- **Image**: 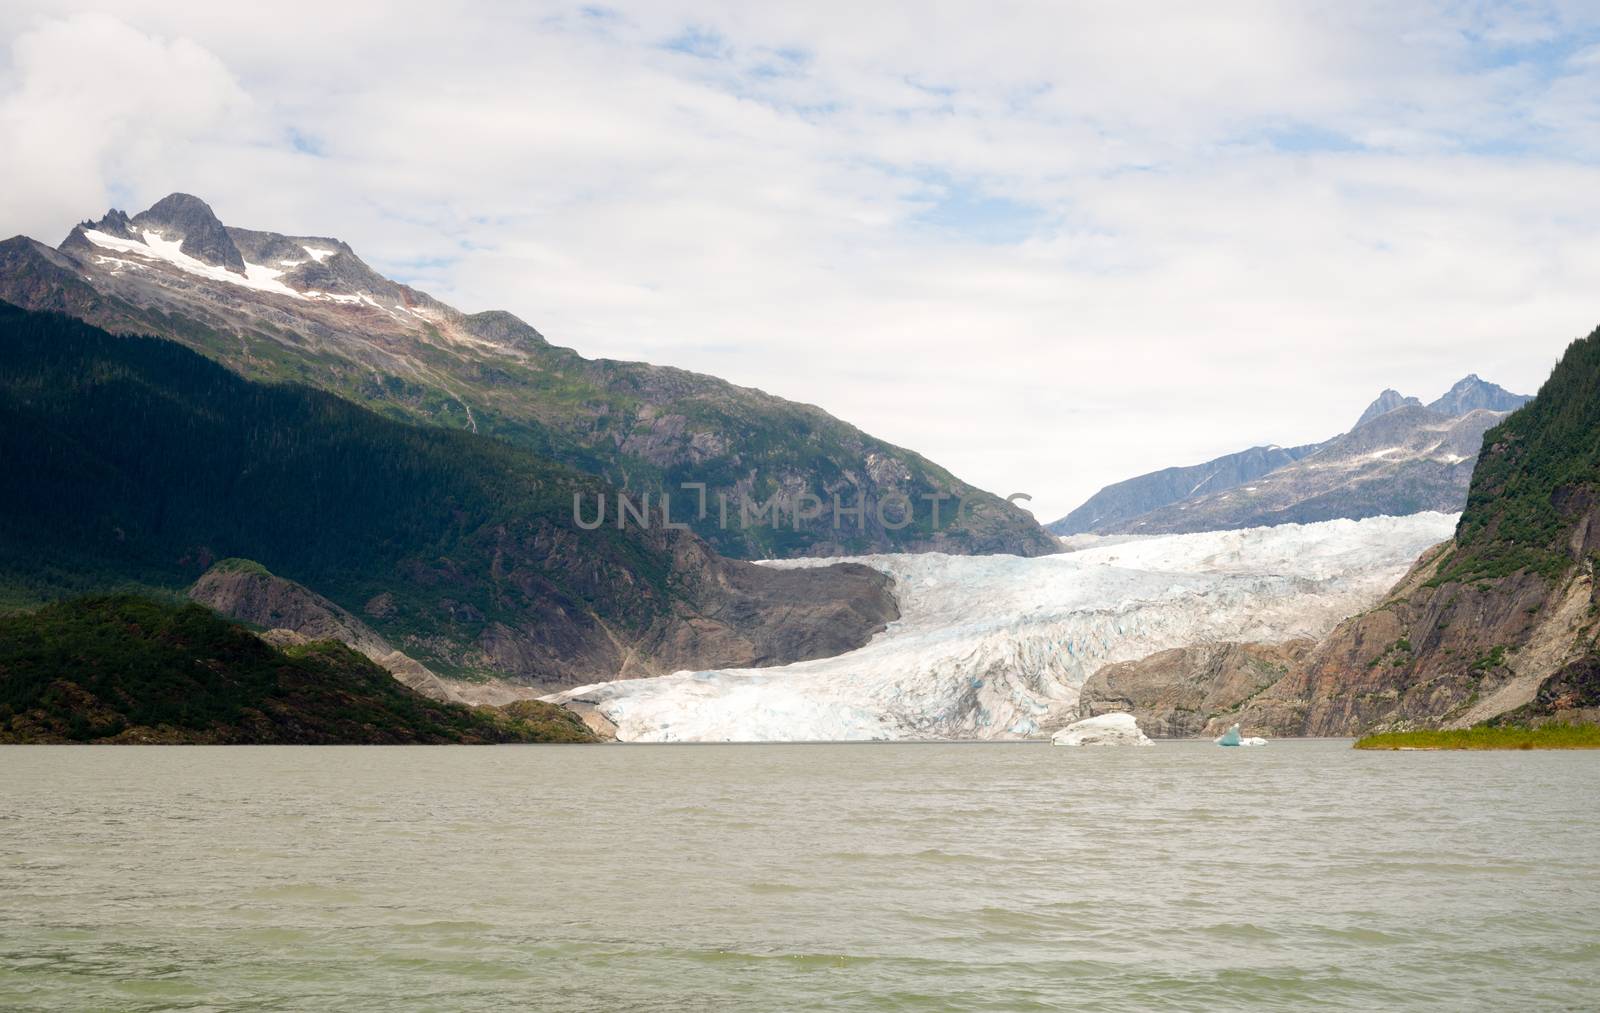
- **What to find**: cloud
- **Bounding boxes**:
[1,2,1599,519]
[0,12,251,241]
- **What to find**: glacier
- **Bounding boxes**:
[546,512,1458,742]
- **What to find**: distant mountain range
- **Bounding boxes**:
[1050,376,1531,535]
[0,193,1054,559]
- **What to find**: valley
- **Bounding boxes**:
[1,199,1595,746]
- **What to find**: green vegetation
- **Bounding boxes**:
[1432,324,1600,586]
[0,596,595,743]
[1354,724,1600,750]
[1471,645,1508,672]
[209,558,271,577]
[0,303,680,677]
[1367,636,1415,669]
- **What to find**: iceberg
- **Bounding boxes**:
[546,513,1458,741]
[1051,712,1153,746]
[1216,723,1267,746]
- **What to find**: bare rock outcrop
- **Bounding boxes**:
[1230,324,1600,735]
[1234,537,1598,736]
[188,560,532,705]
[1077,640,1313,738]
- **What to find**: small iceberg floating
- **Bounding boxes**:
[1051,712,1154,747]
[1215,723,1267,747]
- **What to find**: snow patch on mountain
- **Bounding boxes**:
[83,228,304,300]
[548,512,1459,742]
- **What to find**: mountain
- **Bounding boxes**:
[1116,404,1506,534]
[0,303,897,689]
[1046,443,1319,536]
[0,596,596,744]
[1231,325,1600,734]
[1354,389,1422,427]
[1427,373,1529,415]
[0,193,1054,559]
[1051,377,1531,536]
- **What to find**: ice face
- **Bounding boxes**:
[547,512,1460,742]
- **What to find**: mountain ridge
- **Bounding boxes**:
[0,303,899,689]
[0,192,1055,559]
[1049,376,1531,536]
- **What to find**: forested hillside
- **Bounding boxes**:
[0,596,594,743]
[0,303,897,687]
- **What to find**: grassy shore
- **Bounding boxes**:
[1354,724,1600,750]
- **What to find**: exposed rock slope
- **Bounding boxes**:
[1076,640,1313,738]
[1355,389,1423,427]
[1231,326,1600,735]
[188,559,535,705]
[0,193,1053,559]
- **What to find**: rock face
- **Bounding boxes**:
[1426,374,1529,416]
[196,547,903,698]
[131,193,248,274]
[1233,541,1597,735]
[1227,327,1600,735]
[1050,378,1530,537]
[188,560,524,705]
[1077,640,1314,738]
[1050,712,1153,746]
[1355,389,1424,427]
[0,193,1055,560]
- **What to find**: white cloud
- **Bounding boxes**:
[0,12,251,242]
[2,2,1599,520]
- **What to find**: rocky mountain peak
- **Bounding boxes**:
[128,192,247,275]
[1427,373,1529,415]
[1354,388,1424,428]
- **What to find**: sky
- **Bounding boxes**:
[2,2,1599,521]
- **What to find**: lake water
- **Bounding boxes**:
[2,741,1596,1010]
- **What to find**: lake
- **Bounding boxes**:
[2,741,1596,1010]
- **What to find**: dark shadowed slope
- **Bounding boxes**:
[0,596,596,743]
[0,303,897,689]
